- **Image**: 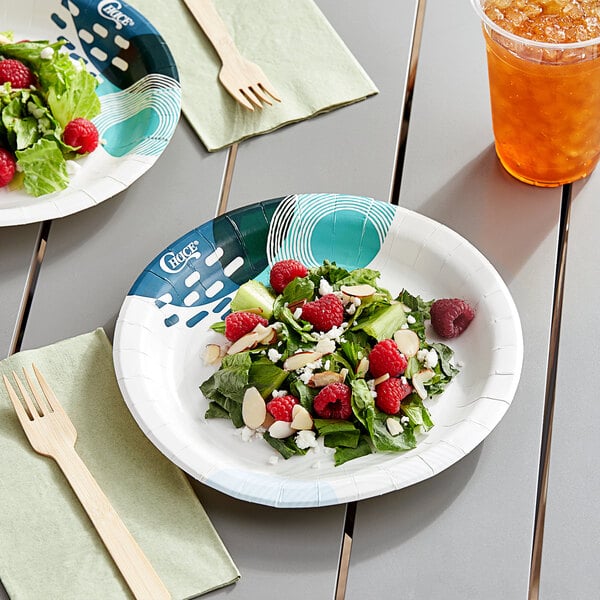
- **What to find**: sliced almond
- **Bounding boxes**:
[262,330,278,345]
[308,370,345,388]
[340,284,377,298]
[227,331,260,355]
[356,356,369,377]
[242,386,267,429]
[268,420,295,439]
[254,324,278,345]
[393,329,420,357]
[203,343,223,365]
[411,368,435,400]
[288,299,307,313]
[283,351,323,371]
[291,405,314,430]
[373,373,390,386]
[386,417,404,436]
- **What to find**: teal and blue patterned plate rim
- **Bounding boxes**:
[0,0,181,226]
[114,193,524,508]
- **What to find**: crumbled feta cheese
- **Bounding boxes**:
[293,307,303,319]
[400,415,410,425]
[295,430,318,449]
[346,303,357,315]
[306,359,323,370]
[406,315,416,324]
[319,278,334,296]
[299,370,313,384]
[40,47,54,60]
[317,324,346,343]
[315,338,336,354]
[272,389,288,398]
[268,455,280,465]
[240,426,255,442]
[417,348,438,369]
[400,323,409,329]
[28,103,45,119]
[425,348,438,368]
[267,348,282,363]
[324,359,331,371]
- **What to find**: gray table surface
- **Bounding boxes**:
[1,0,595,598]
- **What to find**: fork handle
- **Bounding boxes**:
[183,0,241,63]
[53,446,171,600]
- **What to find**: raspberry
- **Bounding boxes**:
[368,339,408,378]
[430,298,475,339]
[313,382,352,420]
[270,259,308,293]
[0,148,16,187]
[224,311,268,342]
[0,59,35,88]
[63,118,99,154]
[266,394,298,422]
[301,294,344,332]
[375,377,412,415]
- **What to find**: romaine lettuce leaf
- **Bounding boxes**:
[333,436,372,466]
[351,301,407,341]
[248,357,288,398]
[15,138,68,196]
[47,64,101,127]
[263,432,307,459]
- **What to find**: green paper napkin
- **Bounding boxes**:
[126,0,378,151]
[0,329,239,600]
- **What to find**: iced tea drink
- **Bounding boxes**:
[472,0,600,186]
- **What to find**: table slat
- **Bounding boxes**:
[539,177,600,599]
[226,0,417,210]
[345,1,562,597]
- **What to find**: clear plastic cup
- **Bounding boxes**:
[471,0,600,187]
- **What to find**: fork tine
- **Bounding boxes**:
[3,374,31,423]
[230,87,256,111]
[23,367,51,416]
[13,371,40,418]
[249,85,273,106]
[242,87,265,110]
[258,80,281,103]
[32,364,60,413]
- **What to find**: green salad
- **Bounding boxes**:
[200,260,461,466]
[0,31,101,196]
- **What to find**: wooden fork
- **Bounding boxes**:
[182,0,281,111]
[3,365,171,600]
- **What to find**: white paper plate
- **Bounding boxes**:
[0,0,180,226]
[114,193,523,508]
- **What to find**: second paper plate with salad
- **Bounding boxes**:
[0,0,180,226]
[114,193,523,508]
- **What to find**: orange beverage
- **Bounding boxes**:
[472,0,600,186]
